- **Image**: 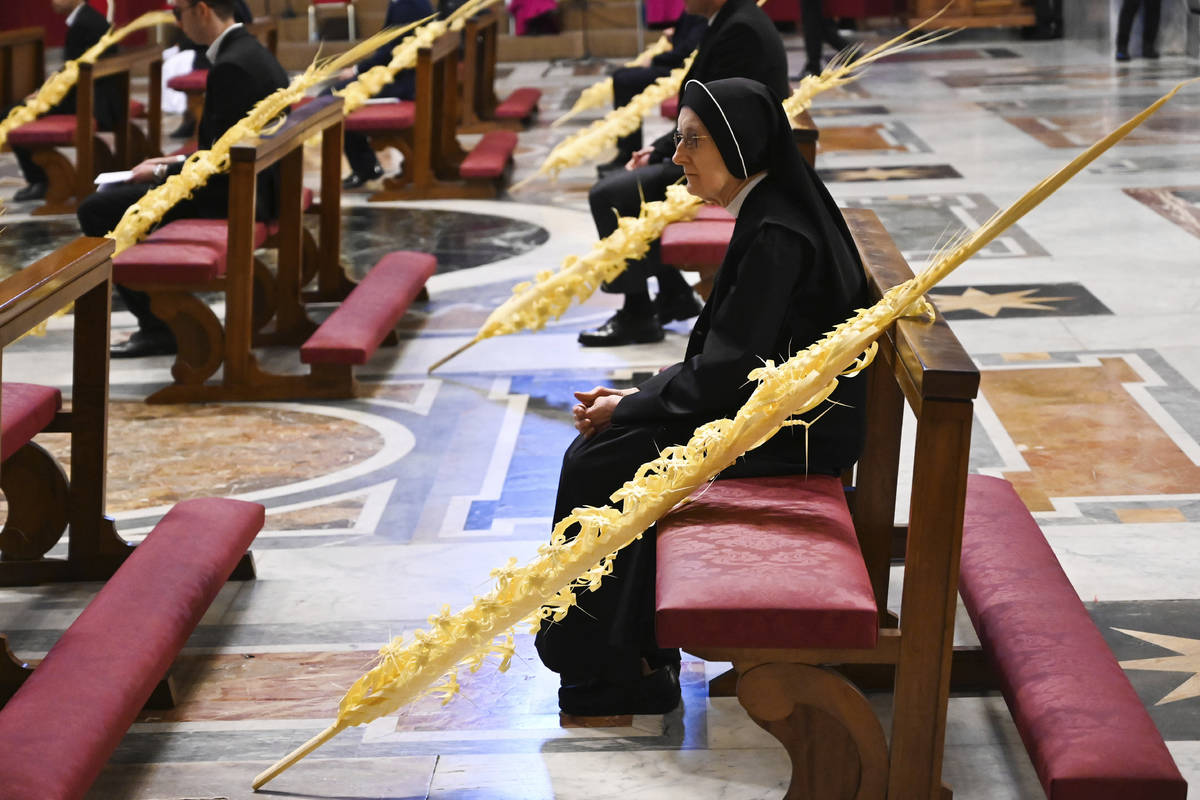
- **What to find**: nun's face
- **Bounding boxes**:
[672,107,739,206]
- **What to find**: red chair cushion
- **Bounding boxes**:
[345,101,415,132]
[147,218,268,250]
[661,95,679,120]
[495,87,542,120]
[960,475,1187,800]
[656,474,878,650]
[129,99,146,119]
[0,498,264,800]
[694,205,733,222]
[113,242,225,285]
[7,115,81,147]
[459,130,518,179]
[301,250,436,365]
[660,219,734,267]
[166,69,208,93]
[1,383,62,463]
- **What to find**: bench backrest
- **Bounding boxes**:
[85,44,165,162]
[462,5,503,121]
[0,27,45,109]
[412,29,469,172]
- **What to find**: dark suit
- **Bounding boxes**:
[337,0,434,180]
[77,24,289,336]
[588,0,789,301]
[539,175,867,683]
[12,2,119,186]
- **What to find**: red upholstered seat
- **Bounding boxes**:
[656,474,878,650]
[661,95,679,120]
[1,383,62,463]
[660,219,734,267]
[113,242,225,285]
[166,69,208,93]
[960,475,1187,800]
[129,99,146,119]
[301,250,436,365]
[345,101,415,132]
[459,130,518,179]
[0,498,264,800]
[694,205,733,222]
[495,87,542,120]
[147,218,269,250]
[7,115,81,147]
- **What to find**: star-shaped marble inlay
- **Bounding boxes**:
[929,287,1071,317]
[828,166,927,181]
[1116,627,1200,705]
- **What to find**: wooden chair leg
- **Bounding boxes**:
[30,148,80,216]
[737,662,888,800]
[0,443,70,561]
[146,290,225,387]
[0,635,32,708]
[252,257,279,333]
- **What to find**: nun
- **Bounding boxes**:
[536,77,869,716]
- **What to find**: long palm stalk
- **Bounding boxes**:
[550,34,673,128]
[253,76,1197,793]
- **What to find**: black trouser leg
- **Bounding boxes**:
[344,130,380,178]
[800,0,824,72]
[1116,0,1140,51]
[1142,0,1161,49]
[12,146,47,185]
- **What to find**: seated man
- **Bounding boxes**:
[596,10,707,177]
[76,0,289,358]
[335,0,435,189]
[579,0,789,347]
[9,0,120,203]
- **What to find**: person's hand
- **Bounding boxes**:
[339,67,356,81]
[626,147,653,170]
[572,386,637,438]
[129,156,181,183]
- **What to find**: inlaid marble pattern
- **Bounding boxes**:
[1124,186,1200,240]
[816,121,931,154]
[819,163,962,183]
[1001,109,1200,148]
[928,282,1111,319]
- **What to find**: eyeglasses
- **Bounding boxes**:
[672,131,710,150]
[172,1,197,21]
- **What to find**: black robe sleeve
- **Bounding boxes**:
[612,222,814,426]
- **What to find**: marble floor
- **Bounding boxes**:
[1,24,1199,800]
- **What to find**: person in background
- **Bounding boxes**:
[168,0,252,138]
[800,0,848,77]
[1116,0,1161,61]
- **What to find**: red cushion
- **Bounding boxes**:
[1,383,62,463]
[129,99,146,119]
[494,87,541,120]
[656,474,878,649]
[960,476,1187,800]
[7,115,81,147]
[300,250,436,365]
[459,130,517,179]
[345,101,415,132]
[661,95,679,120]
[166,69,208,93]
[0,498,264,800]
[694,205,733,222]
[660,219,734,267]
[147,218,268,250]
[113,242,225,285]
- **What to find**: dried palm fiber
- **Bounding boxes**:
[428,21,955,372]
[0,11,176,152]
[254,77,1197,792]
[551,34,674,128]
[513,6,952,191]
[105,19,434,254]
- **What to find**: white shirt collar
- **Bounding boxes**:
[725,172,767,218]
[206,22,243,64]
[66,3,84,27]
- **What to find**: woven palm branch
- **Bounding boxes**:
[0,11,176,151]
[253,76,1197,793]
[550,34,673,128]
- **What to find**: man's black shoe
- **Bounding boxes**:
[343,166,384,190]
[578,310,664,347]
[111,330,177,359]
[1115,50,1131,62]
[1144,47,1160,59]
[596,152,632,178]
[559,666,681,716]
[13,182,47,202]
[653,290,703,323]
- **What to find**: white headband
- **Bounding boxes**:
[685,79,747,178]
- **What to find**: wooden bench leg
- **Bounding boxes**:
[0,443,69,561]
[147,290,225,389]
[252,257,279,334]
[737,663,888,800]
[0,634,32,708]
[29,148,81,216]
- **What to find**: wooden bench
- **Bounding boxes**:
[659,110,818,298]
[4,45,163,215]
[0,27,45,109]
[459,4,541,133]
[370,29,519,201]
[114,95,435,402]
[656,208,1186,798]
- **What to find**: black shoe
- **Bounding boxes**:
[343,166,384,190]
[559,666,681,716]
[169,115,196,139]
[111,329,177,359]
[13,182,47,202]
[1143,47,1160,59]
[653,290,702,323]
[596,152,632,178]
[578,310,664,347]
[1115,50,1131,62]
